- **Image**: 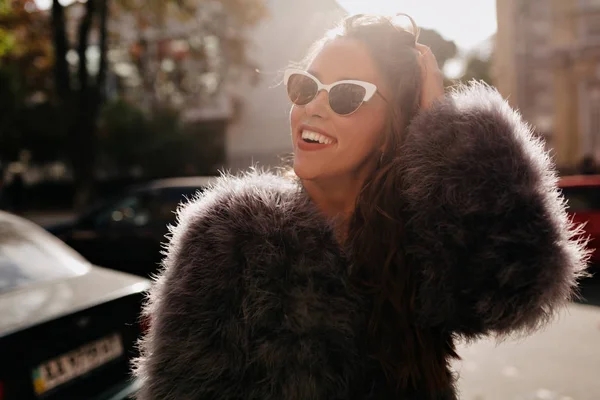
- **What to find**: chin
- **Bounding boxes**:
[293,157,324,181]
[292,161,315,181]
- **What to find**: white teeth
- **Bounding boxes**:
[301,130,333,145]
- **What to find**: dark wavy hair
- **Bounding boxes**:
[295,14,459,397]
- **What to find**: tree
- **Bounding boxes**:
[418,28,458,68]
[0,0,59,164]
[97,98,148,172]
[97,97,226,179]
[49,0,111,207]
[0,0,54,92]
[49,0,267,208]
[459,54,492,84]
[111,0,266,111]
[457,35,494,85]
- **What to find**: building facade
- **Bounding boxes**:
[494,0,600,172]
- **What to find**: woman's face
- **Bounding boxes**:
[290,38,389,183]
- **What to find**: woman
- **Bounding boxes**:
[133,14,589,400]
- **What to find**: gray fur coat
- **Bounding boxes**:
[133,83,589,399]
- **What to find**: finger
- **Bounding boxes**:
[415,43,431,55]
[416,44,435,61]
[417,49,432,76]
[417,55,433,89]
[416,44,440,71]
[417,52,427,73]
[416,43,438,63]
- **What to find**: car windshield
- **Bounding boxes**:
[82,186,203,228]
[0,212,90,294]
[561,185,600,212]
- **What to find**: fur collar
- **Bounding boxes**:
[133,83,589,400]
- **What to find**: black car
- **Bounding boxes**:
[0,211,150,400]
[47,176,214,277]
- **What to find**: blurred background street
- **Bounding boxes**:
[2,0,600,399]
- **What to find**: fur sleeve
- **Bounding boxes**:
[132,172,369,400]
[398,82,590,338]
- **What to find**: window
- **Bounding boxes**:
[578,13,600,43]
[562,186,600,212]
[91,194,152,227]
[0,214,89,294]
[87,186,203,228]
[531,20,550,36]
[150,187,203,223]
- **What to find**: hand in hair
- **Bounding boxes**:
[416,43,445,110]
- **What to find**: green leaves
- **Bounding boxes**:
[0,27,16,58]
[0,0,12,16]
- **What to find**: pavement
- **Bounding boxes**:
[453,279,600,400]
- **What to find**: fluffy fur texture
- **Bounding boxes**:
[133,83,589,400]
[398,83,589,337]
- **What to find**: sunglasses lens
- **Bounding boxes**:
[329,83,366,115]
[287,74,317,106]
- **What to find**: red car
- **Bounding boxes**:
[559,175,600,267]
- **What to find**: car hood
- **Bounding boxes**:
[0,265,151,337]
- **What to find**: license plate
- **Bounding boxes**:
[32,333,124,396]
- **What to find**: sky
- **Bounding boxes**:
[336,0,497,51]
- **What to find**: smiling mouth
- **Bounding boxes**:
[301,130,335,145]
[303,138,320,144]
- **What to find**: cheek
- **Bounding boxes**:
[336,110,386,153]
[290,105,302,131]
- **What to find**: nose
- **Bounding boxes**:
[303,89,330,118]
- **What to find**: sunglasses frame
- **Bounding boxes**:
[283,68,380,116]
